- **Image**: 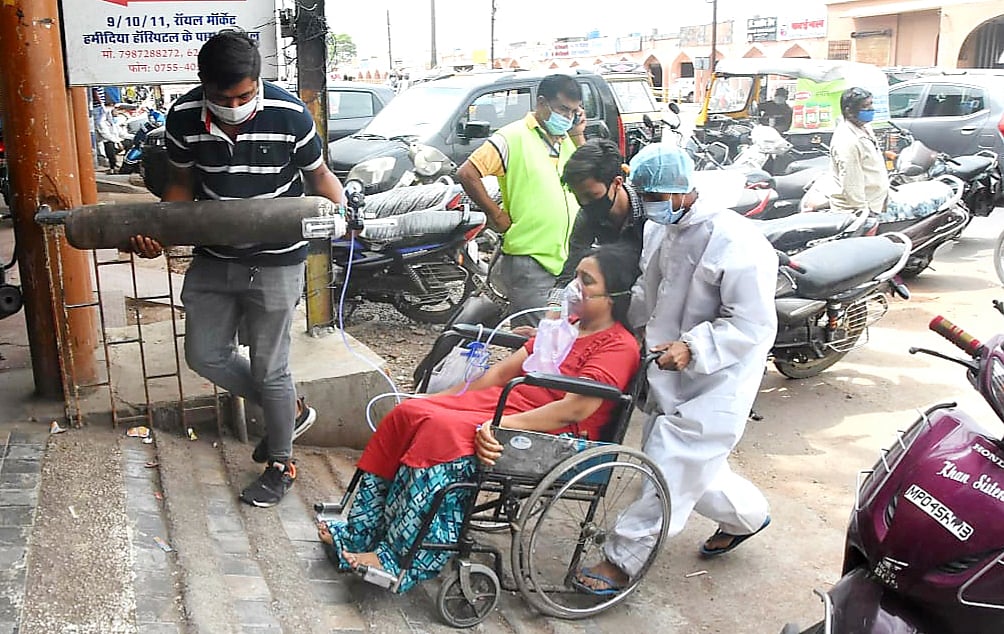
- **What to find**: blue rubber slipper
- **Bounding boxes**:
[570,566,625,596]
[699,515,772,558]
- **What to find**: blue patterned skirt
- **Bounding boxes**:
[323,456,477,593]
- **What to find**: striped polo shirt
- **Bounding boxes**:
[165,80,324,265]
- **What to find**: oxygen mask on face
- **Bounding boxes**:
[522,281,580,375]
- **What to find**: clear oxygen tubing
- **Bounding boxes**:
[337,235,405,425]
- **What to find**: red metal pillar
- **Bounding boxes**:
[0,0,98,396]
[70,88,99,206]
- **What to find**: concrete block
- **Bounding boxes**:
[79,305,390,448]
[243,307,388,450]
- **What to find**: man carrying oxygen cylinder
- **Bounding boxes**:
[573,144,778,595]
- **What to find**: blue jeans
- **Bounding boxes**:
[181,255,304,461]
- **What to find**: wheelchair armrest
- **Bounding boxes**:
[522,372,624,401]
[450,323,529,350]
[490,373,625,428]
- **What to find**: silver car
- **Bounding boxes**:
[888,71,1004,162]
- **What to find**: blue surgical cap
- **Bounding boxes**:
[628,143,695,194]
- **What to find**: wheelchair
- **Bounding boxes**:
[315,324,670,628]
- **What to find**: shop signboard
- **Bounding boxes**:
[790,76,889,132]
[778,16,827,41]
[746,17,778,43]
[61,0,279,86]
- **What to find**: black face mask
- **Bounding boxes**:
[581,181,618,219]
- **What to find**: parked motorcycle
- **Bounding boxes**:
[626,103,683,158]
[890,125,1003,220]
[782,304,1004,633]
[757,209,877,256]
[802,174,968,278]
[772,233,911,378]
[331,169,487,324]
[118,111,163,176]
[349,139,457,194]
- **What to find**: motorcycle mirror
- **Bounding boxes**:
[643,113,654,128]
[668,102,681,115]
[459,120,491,139]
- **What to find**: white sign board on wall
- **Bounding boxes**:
[61,0,279,86]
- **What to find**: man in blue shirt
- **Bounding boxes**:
[131,31,346,507]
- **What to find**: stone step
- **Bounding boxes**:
[3,421,680,633]
[6,423,186,633]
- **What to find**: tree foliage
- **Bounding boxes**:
[327,33,357,64]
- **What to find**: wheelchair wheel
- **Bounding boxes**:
[436,561,501,628]
[511,445,669,619]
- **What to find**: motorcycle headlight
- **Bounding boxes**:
[347,156,396,187]
[412,145,449,178]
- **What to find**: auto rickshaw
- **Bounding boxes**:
[694,58,895,166]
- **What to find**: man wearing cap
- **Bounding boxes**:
[573,144,778,595]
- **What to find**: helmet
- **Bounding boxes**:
[840,87,872,119]
[147,110,165,126]
[628,143,695,194]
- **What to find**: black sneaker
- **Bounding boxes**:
[240,461,297,508]
[252,397,317,463]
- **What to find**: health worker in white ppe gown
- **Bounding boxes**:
[574,143,777,595]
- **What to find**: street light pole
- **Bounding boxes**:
[490,0,496,69]
[430,0,437,69]
[710,0,718,73]
[386,9,393,71]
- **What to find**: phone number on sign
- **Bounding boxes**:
[125,62,198,73]
[116,49,199,59]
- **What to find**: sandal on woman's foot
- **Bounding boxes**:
[571,565,625,596]
[699,515,771,558]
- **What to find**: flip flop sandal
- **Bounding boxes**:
[699,515,771,558]
[570,566,626,596]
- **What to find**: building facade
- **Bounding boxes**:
[826,0,1004,68]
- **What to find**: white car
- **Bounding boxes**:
[668,78,696,103]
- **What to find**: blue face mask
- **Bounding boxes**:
[543,111,573,136]
[856,108,875,123]
[644,199,687,225]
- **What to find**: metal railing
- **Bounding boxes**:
[40,220,223,435]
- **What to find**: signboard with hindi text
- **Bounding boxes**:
[61,0,279,86]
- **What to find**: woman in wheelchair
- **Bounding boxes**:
[317,243,641,593]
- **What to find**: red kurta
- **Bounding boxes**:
[358,322,641,481]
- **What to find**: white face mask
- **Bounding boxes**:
[206,92,258,125]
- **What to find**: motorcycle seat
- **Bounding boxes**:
[757,212,855,251]
[744,169,775,189]
[882,180,953,223]
[945,155,995,181]
[787,236,904,300]
[783,155,829,175]
[354,209,487,243]
[771,168,824,200]
[730,189,768,216]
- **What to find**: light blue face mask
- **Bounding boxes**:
[644,199,687,225]
[857,108,875,123]
[544,111,573,136]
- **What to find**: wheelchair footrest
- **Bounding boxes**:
[314,501,344,516]
[355,564,397,590]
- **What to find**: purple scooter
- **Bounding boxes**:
[783,304,1004,634]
